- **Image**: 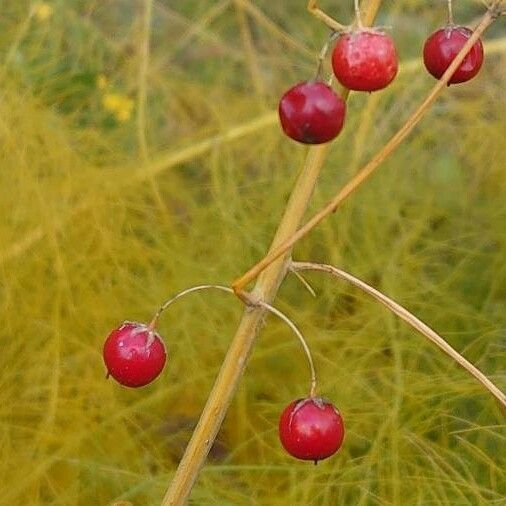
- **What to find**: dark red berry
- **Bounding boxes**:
[423,26,484,85]
[279,397,345,462]
[103,321,166,387]
[278,81,346,144]
[331,31,398,92]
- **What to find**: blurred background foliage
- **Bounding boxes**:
[0,0,505,504]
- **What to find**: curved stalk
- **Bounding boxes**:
[315,33,340,81]
[447,0,454,26]
[150,285,317,397]
[291,261,506,409]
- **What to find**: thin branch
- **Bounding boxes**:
[307,0,348,32]
[138,0,152,160]
[315,32,340,81]
[241,0,314,59]
[255,299,317,397]
[234,0,266,99]
[291,261,506,409]
[291,269,317,297]
[355,0,364,29]
[168,0,231,59]
[150,285,317,398]
[232,3,500,293]
[137,0,170,216]
[447,0,455,25]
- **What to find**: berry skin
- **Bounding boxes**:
[423,26,484,85]
[279,397,345,463]
[278,81,346,144]
[331,31,398,92]
[103,322,167,388]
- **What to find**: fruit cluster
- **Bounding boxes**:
[103,299,345,463]
[279,23,484,145]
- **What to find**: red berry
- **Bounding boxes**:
[278,81,346,144]
[279,397,345,462]
[103,321,167,387]
[423,26,484,85]
[331,31,398,92]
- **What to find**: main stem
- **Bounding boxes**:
[161,2,383,503]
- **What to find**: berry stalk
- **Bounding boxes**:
[447,0,454,26]
[150,284,318,397]
[354,0,364,29]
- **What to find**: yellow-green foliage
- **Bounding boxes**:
[0,1,505,504]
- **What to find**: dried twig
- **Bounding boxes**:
[291,261,506,409]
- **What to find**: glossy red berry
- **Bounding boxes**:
[278,81,346,144]
[332,31,398,92]
[423,26,484,85]
[279,397,345,462]
[103,321,167,387]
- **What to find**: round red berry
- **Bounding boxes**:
[279,397,345,462]
[278,81,346,144]
[331,31,398,92]
[423,26,484,85]
[103,321,167,387]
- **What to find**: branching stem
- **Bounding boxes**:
[307,0,348,31]
[291,262,506,409]
[150,285,317,398]
[232,3,500,293]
